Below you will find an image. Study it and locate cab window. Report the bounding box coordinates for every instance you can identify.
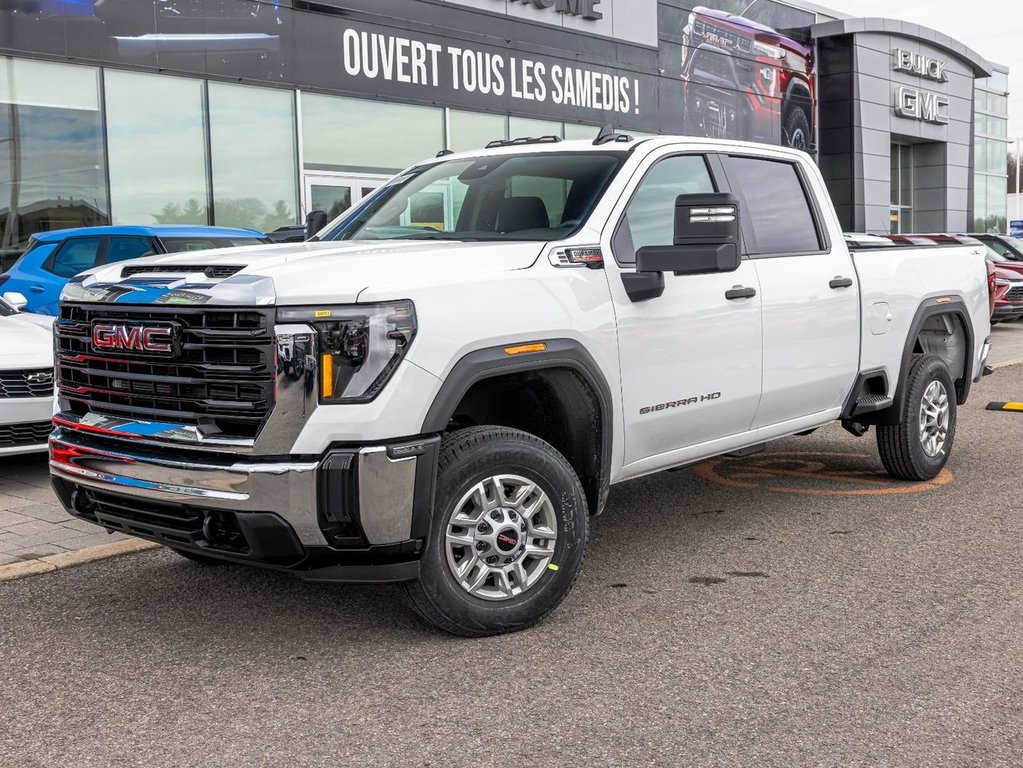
[614,155,716,263]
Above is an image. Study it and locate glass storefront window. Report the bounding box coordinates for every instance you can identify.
[302,94,443,172]
[563,123,600,141]
[448,110,506,153]
[209,82,299,231]
[105,70,209,226]
[0,58,109,260]
[509,117,563,140]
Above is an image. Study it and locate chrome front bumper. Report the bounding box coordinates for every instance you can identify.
[49,424,440,579]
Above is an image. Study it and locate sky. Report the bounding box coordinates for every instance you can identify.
[821,0,1022,141]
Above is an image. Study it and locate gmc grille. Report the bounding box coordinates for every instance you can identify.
[692,18,754,54]
[56,304,275,439]
[0,369,53,399]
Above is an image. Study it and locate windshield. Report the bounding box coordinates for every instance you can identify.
[984,245,1010,263]
[335,152,626,243]
[998,236,1023,259]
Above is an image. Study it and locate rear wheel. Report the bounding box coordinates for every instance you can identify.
[402,426,588,637]
[877,354,957,481]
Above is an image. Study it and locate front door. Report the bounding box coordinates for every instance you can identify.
[606,153,763,468]
[303,173,387,221]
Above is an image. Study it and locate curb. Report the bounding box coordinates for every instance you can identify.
[0,539,159,584]
[992,357,1023,370]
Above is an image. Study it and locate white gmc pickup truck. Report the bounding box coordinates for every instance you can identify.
[50,134,992,636]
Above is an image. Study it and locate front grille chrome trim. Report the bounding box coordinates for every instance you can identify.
[52,323,319,456]
[56,304,275,440]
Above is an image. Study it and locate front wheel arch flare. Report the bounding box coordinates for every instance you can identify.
[421,340,614,516]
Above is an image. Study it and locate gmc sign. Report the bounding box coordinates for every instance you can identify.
[92,323,177,355]
[504,0,603,20]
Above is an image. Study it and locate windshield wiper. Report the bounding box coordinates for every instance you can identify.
[392,233,483,242]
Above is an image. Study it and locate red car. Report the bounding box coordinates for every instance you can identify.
[888,234,1023,322]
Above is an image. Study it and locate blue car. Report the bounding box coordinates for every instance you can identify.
[0,225,272,315]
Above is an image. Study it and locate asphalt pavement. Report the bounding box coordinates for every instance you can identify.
[2,364,1023,767]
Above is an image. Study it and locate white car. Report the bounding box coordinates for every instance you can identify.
[0,292,55,456]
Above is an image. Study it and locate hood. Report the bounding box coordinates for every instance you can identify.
[994,262,1023,279]
[0,312,54,367]
[70,240,547,306]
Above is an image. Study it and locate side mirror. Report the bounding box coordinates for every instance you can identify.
[635,193,741,276]
[306,210,328,241]
[2,291,28,312]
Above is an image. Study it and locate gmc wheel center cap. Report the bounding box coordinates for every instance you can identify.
[495,528,519,552]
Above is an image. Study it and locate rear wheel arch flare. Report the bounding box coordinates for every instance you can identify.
[899,300,974,407]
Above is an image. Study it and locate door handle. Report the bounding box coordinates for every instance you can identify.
[829,276,854,289]
[30,285,45,293]
[725,286,757,300]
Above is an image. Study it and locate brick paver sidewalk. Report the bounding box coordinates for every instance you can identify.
[0,454,127,566]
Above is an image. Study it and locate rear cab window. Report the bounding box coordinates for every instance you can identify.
[722,155,825,256]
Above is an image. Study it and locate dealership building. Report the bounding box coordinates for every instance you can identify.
[0,0,1011,258]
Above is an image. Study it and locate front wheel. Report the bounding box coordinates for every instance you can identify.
[402,426,588,637]
[876,354,957,481]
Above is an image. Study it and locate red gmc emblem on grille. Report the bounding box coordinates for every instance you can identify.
[92,323,176,355]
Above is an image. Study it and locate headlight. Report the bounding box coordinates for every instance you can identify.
[277,301,417,403]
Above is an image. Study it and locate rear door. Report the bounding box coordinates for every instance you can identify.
[605,151,763,467]
[720,154,859,428]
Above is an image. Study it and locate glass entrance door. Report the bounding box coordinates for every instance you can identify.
[303,173,387,221]
[890,143,914,234]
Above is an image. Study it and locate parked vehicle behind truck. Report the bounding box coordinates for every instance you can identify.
[49,134,992,636]
[0,225,271,315]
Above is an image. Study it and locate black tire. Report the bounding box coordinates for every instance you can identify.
[401,426,588,637]
[167,547,228,566]
[877,354,957,481]
[783,103,811,150]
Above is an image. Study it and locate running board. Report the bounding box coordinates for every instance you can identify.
[852,394,893,415]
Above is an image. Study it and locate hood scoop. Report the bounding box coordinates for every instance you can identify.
[121,264,244,279]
